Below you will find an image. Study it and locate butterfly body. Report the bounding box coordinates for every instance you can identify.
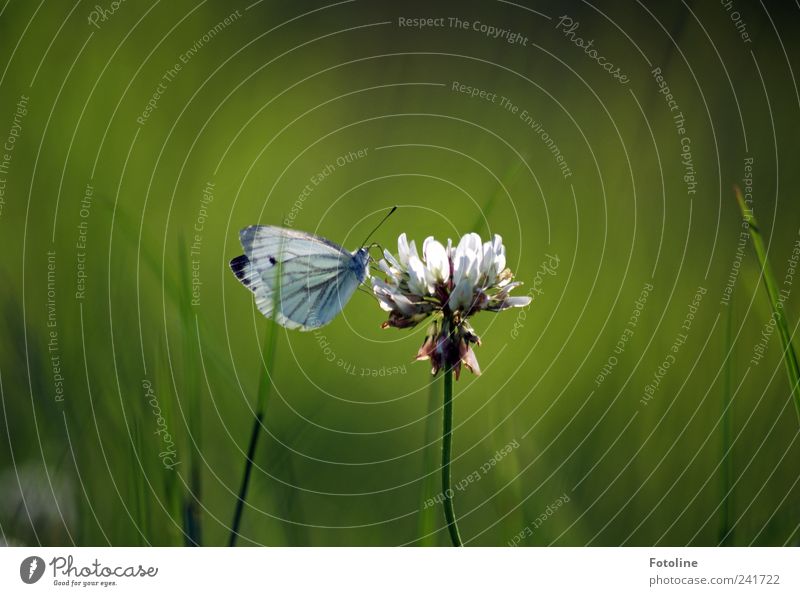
[230,225,370,331]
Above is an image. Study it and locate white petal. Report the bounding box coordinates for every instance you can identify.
[452,252,466,286]
[481,240,494,279]
[453,233,482,285]
[392,293,420,315]
[457,233,482,257]
[500,281,522,293]
[448,278,475,312]
[492,235,506,275]
[383,248,402,271]
[408,239,421,261]
[464,252,481,286]
[492,234,503,254]
[397,233,410,267]
[407,254,429,295]
[505,296,532,307]
[371,277,395,293]
[423,238,450,283]
[422,236,435,258]
[408,240,434,289]
[371,278,396,311]
[378,259,398,283]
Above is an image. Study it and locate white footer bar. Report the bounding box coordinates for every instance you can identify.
[1,547,797,594]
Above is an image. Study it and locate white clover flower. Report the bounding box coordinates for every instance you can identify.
[372,232,531,378]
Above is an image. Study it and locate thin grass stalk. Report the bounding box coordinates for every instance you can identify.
[227,410,263,546]
[736,187,800,424]
[130,421,149,546]
[154,338,183,545]
[442,366,463,546]
[719,304,733,545]
[178,238,202,546]
[227,320,277,546]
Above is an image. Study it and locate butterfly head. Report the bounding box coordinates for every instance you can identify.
[352,246,371,283]
[355,206,397,284]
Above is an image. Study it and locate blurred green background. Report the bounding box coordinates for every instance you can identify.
[1,0,799,546]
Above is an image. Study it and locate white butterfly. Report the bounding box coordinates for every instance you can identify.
[230,226,371,331]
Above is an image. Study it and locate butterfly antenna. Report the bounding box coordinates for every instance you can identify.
[365,243,385,262]
[360,206,397,247]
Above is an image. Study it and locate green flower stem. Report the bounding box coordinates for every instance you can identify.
[442,366,463,546]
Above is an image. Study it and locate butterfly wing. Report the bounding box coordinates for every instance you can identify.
[230,226,365,330]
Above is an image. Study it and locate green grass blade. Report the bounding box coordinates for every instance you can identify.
[130,420,149,546]
[177,236,203,546]
[228,319,279,546]
[719,304,734,545]
[736,186,800,424]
